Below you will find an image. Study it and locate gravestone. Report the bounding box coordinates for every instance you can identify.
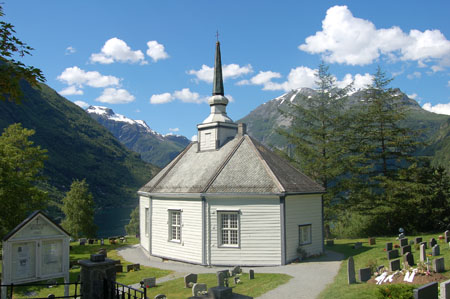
[420,244,426,262]
[88,239,94,245]
[98,248,107,257]
[386,242,393,251]
[389,259,401,271]
[192,283,207,297]
[415,237,423,244]
[217,272,225,287]
[354,242,362,249]
[377,265,385,273]
[249,269,255,280]
[133,264,140,271]
[208,286,232,299]
[347,256,356,284]
[368,238,376,245]
[400,238,408,247]
[401,245,412,255]
[100,238,104,245]
[430,238,437,248]
[217,270,230,278]
[420,241,427,249]
[154,295,166,299]
[445,230,450,243]
[387,249,399,260]
[404,252,414,267]
[115,264,123,273]
[184,273,198,288]
[143,277,156,288]
[432,244,440,256]
[326,240,334,246]
[413,282,438,299]
[440,279,450,299]
[433,257,445,273]
[79,238,86,245]
[359,268,371,282]
[231,266,241,276]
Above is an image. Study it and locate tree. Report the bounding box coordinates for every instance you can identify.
[0,4,45,103]
[0,123,48,237]
[125,206,139,236]
[278,63,352,237]
[61,179,97,239]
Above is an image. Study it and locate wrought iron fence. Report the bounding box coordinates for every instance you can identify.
[0,280,81,299]
[104,280,147,299]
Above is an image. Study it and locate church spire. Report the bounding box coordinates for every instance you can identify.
[212,41,224,96]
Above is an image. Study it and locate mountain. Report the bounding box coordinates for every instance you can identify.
[238,88,450,166]
[86,106,190,168]
[424,117,450,172]
[0,82,159,210]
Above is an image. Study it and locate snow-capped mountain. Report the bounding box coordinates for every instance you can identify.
[86,106,190,167]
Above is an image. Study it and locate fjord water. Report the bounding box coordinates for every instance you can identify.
[94,205,135,238]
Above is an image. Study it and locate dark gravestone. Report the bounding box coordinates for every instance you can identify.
[430,238,437,248]
[359,267,371,282]
[387,249,399,260]
[88,239,94,245]
[432,244,440,256]
[386,242,393,251]
[445,230,450,243]
[154,295,166,299]
[217,270,230,278]
[143,277,156,288]
[440,279,450,299]
[354,242,362,249]
[133,264,140,271]
[217,272,225,287]
[413,282,438,299]
[90,254,105,262]
[208,286,232,299]
[347,256,356,284]
[399,238,408,247]
[389,259,401,271]
[126,264,134,272]
[231,266,241,276]
[326,240,334,246]
[368,238,376,245]
[401,245,411,255]
[414,237,422,244]
[115,264,123,273]
[249,269,255,280]
[184,273,198,288]
[404,252,414,267]
[433,257,445,273]
[420,241,427,249]
[79,238,86,246]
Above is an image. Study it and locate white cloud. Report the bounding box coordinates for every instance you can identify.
[407,93,419,100]
[299,5,450,69]
[96,88,135,104]
[150,93,173,104]
[241,67,316,91]
[169,128,179,132]
[336,73,373,91]
[448,80,450,87]
[191,135,198,142]
[65,46,76,55]
[90,37,145,64]
[74,100,89,109]
[422,102,450,115]
[59,85,83,96]
[188,64,253,83]
[146,41,169,62]
[407,71,422,79]
[57,66,120,88]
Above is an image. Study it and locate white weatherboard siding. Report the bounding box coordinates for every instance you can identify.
[208,197,281,266]
[139,196,150,252]
[199,129,216,151]
[151,198,203,264]
[285,195,323,262]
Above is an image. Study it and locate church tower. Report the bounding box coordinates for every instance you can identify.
[197,41,238,151]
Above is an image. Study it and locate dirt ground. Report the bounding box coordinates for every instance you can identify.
[367,271,448,285]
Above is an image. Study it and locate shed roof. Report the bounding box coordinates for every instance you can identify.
[139,135,324,195]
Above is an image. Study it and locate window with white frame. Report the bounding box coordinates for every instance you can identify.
[145,208,149,237]
[169,210,181,242]
[219,212,239,247]
[298,224,312,245]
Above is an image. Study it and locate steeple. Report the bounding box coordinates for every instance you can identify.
[212,41,224,96]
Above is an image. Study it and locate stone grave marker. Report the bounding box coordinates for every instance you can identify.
[420,241,427,249]
[133,264,140,271]
[430,238,437,248]
[98,248,107,257]
[88,239,94,245]
[387,249,399,260]
[414,237,422,244]
[126,264,133,272]
[347,256,356,284]
[401,245,412,255]
[386,242,393,251]
[413,282,438,299]
[404,252,414,267]
[79,238,86,245]
[154,295,166,299]
[231,266,241,276]
[389,259,401,271]
[100,238,104,245]
[433,257,445,273]
[420,244,426,262]
[143,277,156,288]
[208,286,232,299]
[249,269,255,280]
[192,283,207,297]
[326,240,334,246]
[432,244,440,256]
[359,267,371,282]
[368,238,376,245]
[440,279,450,299]
[445,230,450,243]
[115,264,123,273]
[217,272,225,287]
[400,238,408,247]
[354,242,362,249]
[184,273,198,288]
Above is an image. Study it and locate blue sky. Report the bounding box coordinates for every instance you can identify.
[4,1,450,140]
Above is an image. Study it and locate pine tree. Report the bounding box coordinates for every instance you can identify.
[0,123,48,237]
[61,179,97,239]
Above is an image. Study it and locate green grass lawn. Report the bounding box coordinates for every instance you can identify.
[319,233,450,299]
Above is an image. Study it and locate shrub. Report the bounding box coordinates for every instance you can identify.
[376,284,415,299]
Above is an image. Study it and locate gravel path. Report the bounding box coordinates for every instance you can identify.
[117,245,343,299]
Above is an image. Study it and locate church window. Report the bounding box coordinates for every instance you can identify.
[169,210,181,242]
[298,224,312,245]
[219,212,239,247]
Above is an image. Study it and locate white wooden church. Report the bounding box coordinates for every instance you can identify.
[138,41,325,266]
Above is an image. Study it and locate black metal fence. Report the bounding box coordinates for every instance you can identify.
[0,280,82,299]
[104,280,147,299]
